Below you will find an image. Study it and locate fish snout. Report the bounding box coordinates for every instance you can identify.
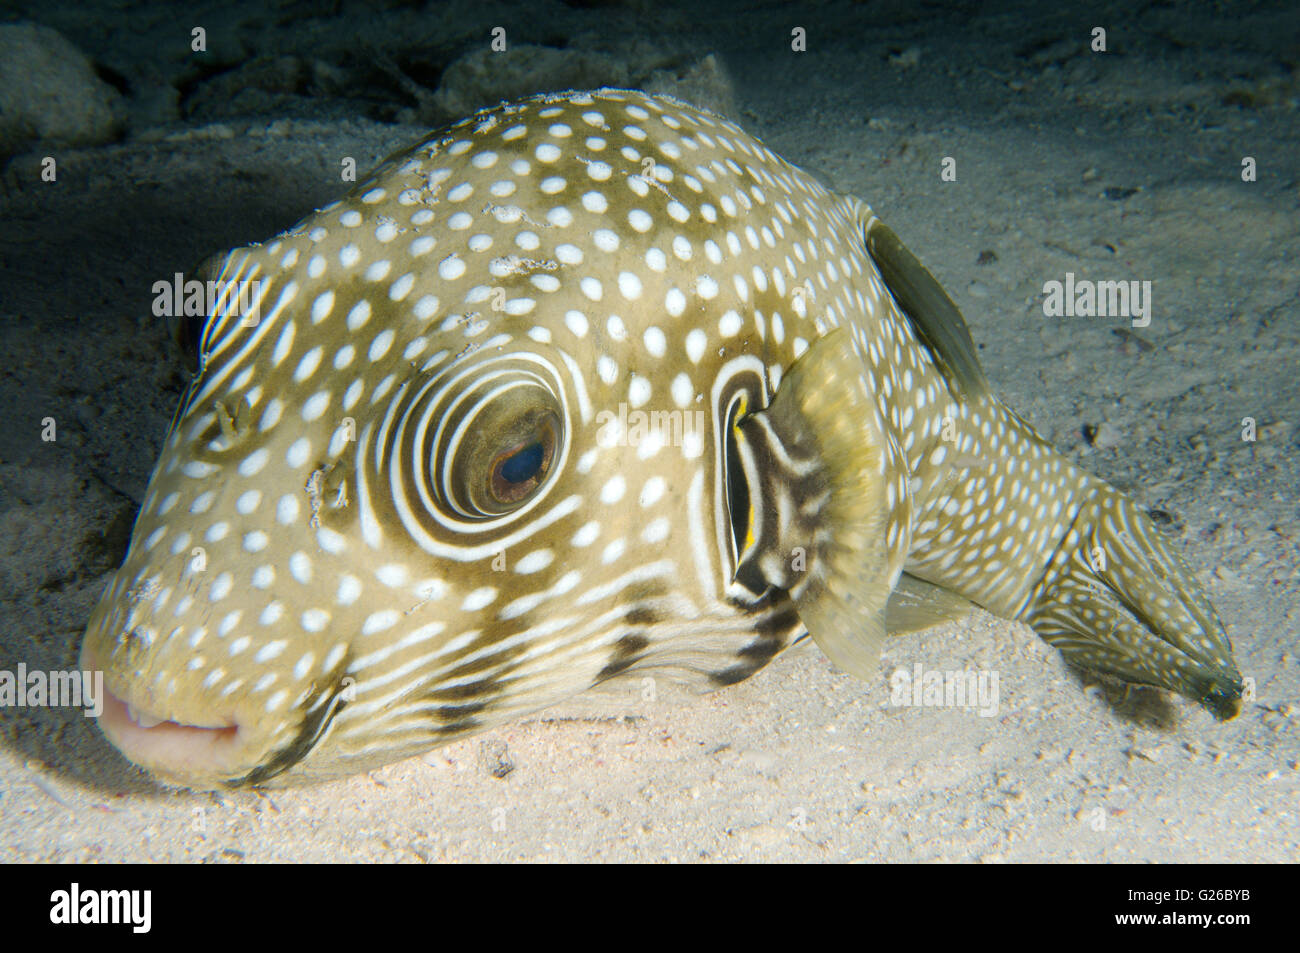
[80,580,305,789]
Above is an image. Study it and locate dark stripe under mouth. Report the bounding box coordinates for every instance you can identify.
[227,655,352,787]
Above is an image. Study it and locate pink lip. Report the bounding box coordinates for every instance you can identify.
[84,644,248,784]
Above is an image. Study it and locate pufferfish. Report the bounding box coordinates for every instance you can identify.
[81,88,1243,789]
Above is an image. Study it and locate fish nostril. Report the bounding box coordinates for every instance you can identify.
[124,626,154,651]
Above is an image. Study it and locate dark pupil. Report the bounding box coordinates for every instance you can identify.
[499,441,544,484]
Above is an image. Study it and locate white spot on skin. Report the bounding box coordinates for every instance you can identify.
[601,476,626,504]
[439,256,466,280]
[362,611,400,636]
[628,376,652,407]
[256,640,288,662]
[292,346,324,383]
[239,448,270,477]
[685,329,707,363]
[565,310,589,337]
[514,549,555,573]
[461,587,498,612]
[286,438,312,469]
[337,576,362,606]
[671,373,693,408]
[665,288,686,317]
[718,310,743,337]
[294,653,316,680]
[375,564,408,588]
[639,476,666,507]
[618,272,643,300]
[301,392,330,422]
[209,573,233,602]
[389,273,415,301]
[277,494,300,525]
[346,300,371,332]
[301,610,330,632]
[414,295,439,319]
[311,290,335,323]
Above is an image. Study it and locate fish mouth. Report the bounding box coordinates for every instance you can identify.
[95,683,246,779]
[83,642,251,787]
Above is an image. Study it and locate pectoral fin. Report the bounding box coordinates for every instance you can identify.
[733,330,912,680]
[886,573,975,635]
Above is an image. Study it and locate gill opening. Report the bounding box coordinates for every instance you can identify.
[725,390,782,607]
[724,392,754,570]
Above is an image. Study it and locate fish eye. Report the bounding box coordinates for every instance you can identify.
[444,386,564,520]
[489,418,556,505]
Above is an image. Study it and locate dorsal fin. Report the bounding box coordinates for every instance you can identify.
[865,220,989,401]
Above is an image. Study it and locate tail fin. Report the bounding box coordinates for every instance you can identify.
[1018,477,1243,718]
[859,212,1242,716]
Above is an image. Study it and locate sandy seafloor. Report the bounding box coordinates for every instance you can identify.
[0,0,1296,862]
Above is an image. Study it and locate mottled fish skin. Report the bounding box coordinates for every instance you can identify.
[81,89,1242,789]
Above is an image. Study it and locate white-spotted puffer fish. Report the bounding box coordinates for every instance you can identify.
[81,89,1243,789]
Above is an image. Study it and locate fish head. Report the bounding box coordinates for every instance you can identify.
[81,90,809,789]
